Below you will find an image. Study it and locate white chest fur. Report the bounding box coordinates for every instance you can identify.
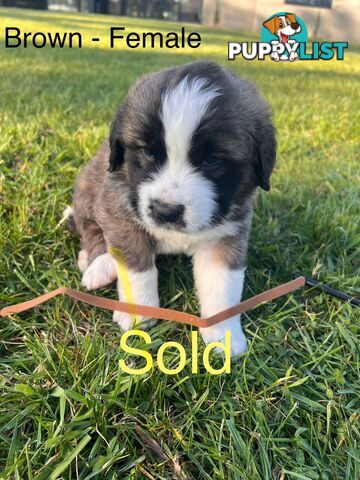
[150,221,239,255]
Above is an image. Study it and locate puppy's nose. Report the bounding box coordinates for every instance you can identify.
[291,22,300,29]
[149,199,184,224]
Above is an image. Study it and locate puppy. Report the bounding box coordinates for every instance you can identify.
[263,13,301,61]
[69,61,276,356]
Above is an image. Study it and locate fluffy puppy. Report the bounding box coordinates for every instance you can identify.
[70,61,276,356]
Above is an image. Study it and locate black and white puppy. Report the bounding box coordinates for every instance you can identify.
[69,61,276,356]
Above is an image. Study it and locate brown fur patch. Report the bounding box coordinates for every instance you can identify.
[72,140,155,271]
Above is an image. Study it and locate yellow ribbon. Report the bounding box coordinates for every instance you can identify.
[108,246,139,325]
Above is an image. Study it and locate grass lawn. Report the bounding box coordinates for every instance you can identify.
[0,7,359,480]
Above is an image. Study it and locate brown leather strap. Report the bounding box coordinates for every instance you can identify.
[0,277,305,327]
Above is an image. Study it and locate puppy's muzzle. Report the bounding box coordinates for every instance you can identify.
[149,199,185,225]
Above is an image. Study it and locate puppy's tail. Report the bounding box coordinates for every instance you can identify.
[62,206,78,233]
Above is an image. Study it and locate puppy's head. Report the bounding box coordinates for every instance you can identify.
[263,13,301,42]
[108,61,276,234]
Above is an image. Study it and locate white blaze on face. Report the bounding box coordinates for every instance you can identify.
[278,15,300,36]
[138,76,221,234]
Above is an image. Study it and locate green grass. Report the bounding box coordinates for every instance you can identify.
[0,7,359,480]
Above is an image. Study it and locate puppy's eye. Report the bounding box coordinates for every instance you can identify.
[202,157,222,169]
[132,158,143,169]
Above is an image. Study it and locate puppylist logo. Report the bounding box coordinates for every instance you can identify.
[228,12,348,62]
[262,12,307,61]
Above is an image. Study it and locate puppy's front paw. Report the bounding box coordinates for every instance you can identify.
[113,311,134,331]
[81,253,117,290]
[113,310,157,331]
[228,332,247,357]
[200,317,247,357]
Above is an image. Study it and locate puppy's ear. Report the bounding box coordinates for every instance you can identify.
[108,112,125,172]
[263,16,278,34]
[286,13,297,24]
[254,122,276,191]
[108,137,125,172]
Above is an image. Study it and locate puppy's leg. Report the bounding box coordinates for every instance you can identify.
[70,140,118,288]
[111,258,159,331]
[78,219,117,289]
[193,244,247,357]
[77,249,89,273]
[82,252,117,290]
[104,223,159,331]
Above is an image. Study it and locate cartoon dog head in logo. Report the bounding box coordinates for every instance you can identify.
[263,13,301,43]
[263,13,301,61]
